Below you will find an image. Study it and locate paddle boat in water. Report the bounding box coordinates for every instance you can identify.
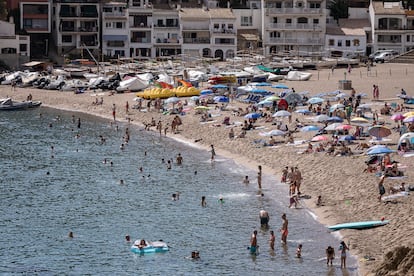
[131,239,169,254]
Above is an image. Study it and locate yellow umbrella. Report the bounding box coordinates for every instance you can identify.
[350,117,369,124]
[403,111,414,118]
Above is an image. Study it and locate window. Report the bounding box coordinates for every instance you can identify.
[62,35,72,43]
[214,24,219,29]
[1,48,17,54]
[116,22,123,28]
[309,2,321,8]
[241,16,252,26]
[298,17,308,24]
[345,40,350,47]
[286,19,292,24]
[337,40,342,47]
[329,39,334,46]
[228,24,233,30]
[353,39,360,46]
[106,22,112,28]
[20,44,27,52]
[270,31,281,38]
[276,2,282,8]
[313,19,319,24]
[296,2,303,7]
[273,17,278,23]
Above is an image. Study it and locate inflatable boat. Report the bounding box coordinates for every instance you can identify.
[131,240,169,254]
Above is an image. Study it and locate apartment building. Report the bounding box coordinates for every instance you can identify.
[128,0,153,58]
[263,0,327,56]
[19,0,52,57]
[102,1,129,58]
[0,18,30,68]
[369,1,414,53]
[53,0,100,56]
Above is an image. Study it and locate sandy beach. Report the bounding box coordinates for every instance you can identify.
[1,62,414,275]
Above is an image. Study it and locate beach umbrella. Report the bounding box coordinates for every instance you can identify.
[313,114,330,123]
[260,129,285,137]
[245,113,261,119]
[335,93,348,99]
[351,117,369,124]
[165,97,180,104]
[403,111,414,118]
[253,82,272,87]
[284,93,303,105]
[194,106,211,110]
[330,103,345,112]
[272,110,291,117]
[272,84,289,89]
[339,135,356,142]
[264,95,280,102]
[367,146,396,155]
[368,125,392,139]
[307,97,324,105]
[324,123,343,131]
[257,100,274,106]
[403,116,414,123]
[295,109,311,115]
[336,124,352,130]
[327,90,341,95]
[190,96,200,101]
[327,116,344,123]
[213,96,229,103]
[391,113,405,121]
[301,125,320,132]
[211,84,227,89]
[358,103,372,109]
[251,88,268,94]
[200,89,213,95]
[311,135,328,142]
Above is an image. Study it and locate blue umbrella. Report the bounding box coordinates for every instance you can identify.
[213,96,229,103]
[253,82,272,87]
[327,116,344,123]
[339,135,356,142]
[200,89,213,95]
[245,113,261,119]
[295,109,311,114]
[367,147,396,155]
[211,84,228,89]
[307,97,324,104]
[301,125,321,132]
[251,88,268,94]
[272,84,289,89]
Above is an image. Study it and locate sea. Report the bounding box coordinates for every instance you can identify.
[0,107,358,275]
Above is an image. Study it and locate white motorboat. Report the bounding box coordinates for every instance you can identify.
[116,76,149,92]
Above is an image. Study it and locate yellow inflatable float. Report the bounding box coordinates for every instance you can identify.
[137,86,200,99]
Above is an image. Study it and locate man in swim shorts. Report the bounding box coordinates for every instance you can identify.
[250,230,258,254]
[259,210,269,227]
[281,213,288,244]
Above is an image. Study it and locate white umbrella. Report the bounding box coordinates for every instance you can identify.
[312,114,330,122]
[324,123,343,131]
[259,129,286,137]
[330,103,345,111]
[272,110,291,117]
[165,97,180,104]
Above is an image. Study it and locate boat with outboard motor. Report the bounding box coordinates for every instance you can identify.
[0,98,42,110]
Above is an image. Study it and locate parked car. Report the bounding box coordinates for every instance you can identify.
[373,51,399,63]
[369,50,398,61]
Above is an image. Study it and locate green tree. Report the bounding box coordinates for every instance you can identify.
[328,0,349,24]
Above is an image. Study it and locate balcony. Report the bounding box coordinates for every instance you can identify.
[61,26,75,32]
[60,12,78,17]
[266,7,322,15]
[78,40,98,47]
[80,12,98,17]
[182,25,210,31]
[78,27,98,32]
[154,38,180,44]
[268,37,323,44]
[183,37,210,44]
[103,11,126,18]
[268,23,322,31]
[154,24,179,29]
[130,37,151,43]
[212,29,236,35]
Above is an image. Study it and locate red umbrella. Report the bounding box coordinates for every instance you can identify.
[336,124,352,130]
[311,135,328,142]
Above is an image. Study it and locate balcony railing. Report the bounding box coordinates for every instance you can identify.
[154,24,179,28]
[268,23,322,30]
[266,7,322,15]
[154,38,180,44]
[60,12,78,17]
[80,12,98,17]
[79,27,98,32]
[130,37,151,43]
[183,37,210,44]
[103,11,126,17]
[268,37,323,44]
[212,29,236,34]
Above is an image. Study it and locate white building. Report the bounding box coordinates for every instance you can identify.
[0,19,30,68]
[53,0,100,56]
[262,0,327,56]
[128,0,153,58]
[369,1,414,53]
[102,1,129,58]
[325,18,368,58]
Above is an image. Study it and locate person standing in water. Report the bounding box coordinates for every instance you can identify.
[280,213,288,244]
[250,230,258,254]
[339,241,349,269]
[201,196,207,207]
[269,230,275,250]
[257,165,262,189]
[210,145,216,162]
[112,104,116,121]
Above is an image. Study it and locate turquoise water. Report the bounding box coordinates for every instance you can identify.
[0,107,357,275]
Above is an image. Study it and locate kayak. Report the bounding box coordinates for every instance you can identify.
[328,220,389,231]
[131,240,169,254]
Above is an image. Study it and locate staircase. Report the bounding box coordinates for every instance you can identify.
[389,49,414,64]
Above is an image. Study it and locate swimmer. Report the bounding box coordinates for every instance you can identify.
[269,230,275,250]
[201,196,207,207]
[280,213,288,244]
[119,179,124,185]
[103,158,107,164]
[194,171,197,175]
[167,160,172,170]
[249,230,258,254]
[296,244,302,258]
[243,175,250,184]
[125,235,131,242]
[172,193,177,201]
[210,145,216,162]
[68,231,74,238]
[139,167,143,172]
[176,153,183,165]
[191,251,200,259]
[218,196,224,204]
